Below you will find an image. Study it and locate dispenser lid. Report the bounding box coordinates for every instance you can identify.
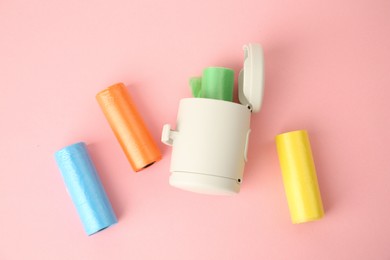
[238,43,264,113]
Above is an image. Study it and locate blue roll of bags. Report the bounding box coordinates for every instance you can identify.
[55,142,117,235]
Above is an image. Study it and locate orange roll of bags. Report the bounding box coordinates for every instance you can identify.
[96,83,162,172]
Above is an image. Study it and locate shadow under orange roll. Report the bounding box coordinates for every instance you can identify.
[96,83,162,172]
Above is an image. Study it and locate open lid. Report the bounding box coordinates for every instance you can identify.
[238,43,264,113]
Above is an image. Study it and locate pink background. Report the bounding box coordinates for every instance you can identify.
[1,0,390,259]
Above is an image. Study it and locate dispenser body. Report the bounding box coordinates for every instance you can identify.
[162,98,251,195]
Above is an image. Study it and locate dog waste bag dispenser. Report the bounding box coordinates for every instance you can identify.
[162,43,264,195]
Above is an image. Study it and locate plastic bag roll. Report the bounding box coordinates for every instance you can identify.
[275,130,324,224]
[189,67,234,101]
[55,142,117,235]
[96,83,162,172]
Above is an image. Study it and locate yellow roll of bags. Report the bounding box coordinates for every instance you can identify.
[275,130,324,224]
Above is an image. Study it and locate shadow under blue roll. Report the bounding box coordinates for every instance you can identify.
[55,142,117,235]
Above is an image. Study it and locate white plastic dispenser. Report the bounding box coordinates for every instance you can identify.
[161,43,264,195]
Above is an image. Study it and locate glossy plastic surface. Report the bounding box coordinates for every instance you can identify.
[276,130,324,223]
[189,67,234,101]
[54,142,117,235]
[96,83,162,172]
